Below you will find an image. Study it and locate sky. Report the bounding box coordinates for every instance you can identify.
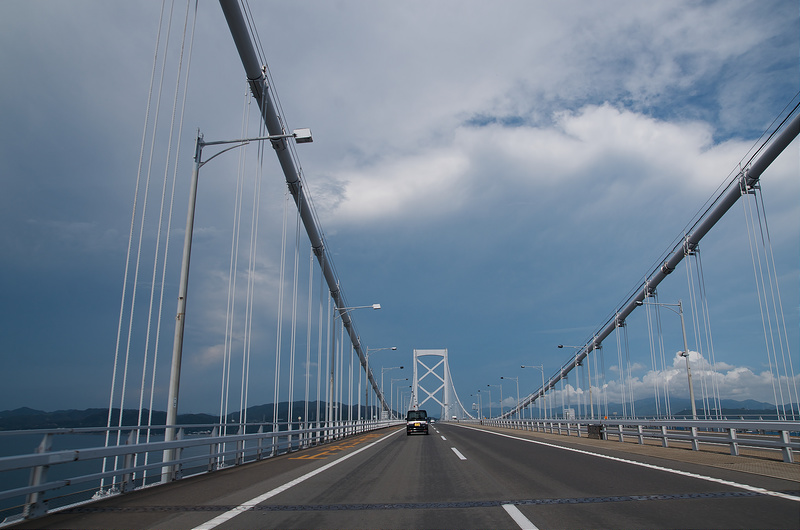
[1,1,798,417]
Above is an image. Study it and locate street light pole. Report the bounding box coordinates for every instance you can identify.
[637,299,697,420]
[521,365,546,419]
[162,129,311,482]
[501,376,520,419]
[559,344,592,419]
[366,346,396,420]
[381,366,403,419]
[488,384,503,418]
[391,378,408,419]
[329,304,381,427]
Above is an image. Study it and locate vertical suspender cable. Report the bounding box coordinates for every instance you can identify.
[288,206,302,430]
[755,188,799,419]
[103,0,169,491]
[742,181,783,414]
[134,0,195,481]
[644,303,662,416]
[136,0,194,446]
[220,87,250,437]
[694,251,722,418]
[304,249,314,433]
[240,114,266,429]
[316,261,325,433]
[146,0,198,455]
[615,324,627,417]
[684,251,706,417]
[273,192,289,437]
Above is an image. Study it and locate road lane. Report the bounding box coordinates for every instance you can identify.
[197,422,799,529]
[443,423,799,529]
[9,423,799,529]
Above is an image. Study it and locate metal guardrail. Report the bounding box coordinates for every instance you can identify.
[466,418,800,464]
[0,419,402,524]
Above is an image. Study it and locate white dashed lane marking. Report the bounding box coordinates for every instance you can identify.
[503,504,539,530]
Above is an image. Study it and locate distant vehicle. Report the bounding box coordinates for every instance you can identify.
[406,409,429,435]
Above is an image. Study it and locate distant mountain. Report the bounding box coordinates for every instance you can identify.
[589,397,784,419]
[0,407,48,419]
[0,401,391,431]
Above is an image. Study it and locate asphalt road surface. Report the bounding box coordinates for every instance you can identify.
[11,423,800,529]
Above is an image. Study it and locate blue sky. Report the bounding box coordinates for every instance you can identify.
[0,1,797,416]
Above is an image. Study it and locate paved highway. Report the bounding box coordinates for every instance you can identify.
[11,423,799,529]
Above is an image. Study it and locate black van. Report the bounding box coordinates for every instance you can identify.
[406,409,429,435]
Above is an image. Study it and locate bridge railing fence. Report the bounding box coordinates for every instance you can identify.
[0,418,402,525]
[462,418,799,464]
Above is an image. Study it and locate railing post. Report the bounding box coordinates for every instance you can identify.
[780,431,794,463]
[121,430,137,493]
[23,433,53,519]
[618,424,624,443]
[235,426,244,465]
[728,428,740,456]
[256,425,265,460]
[691,426,699,451]
[661,425,669,447]
[637,425,644,445]
[208,426,219,472]
[174,428,185,480]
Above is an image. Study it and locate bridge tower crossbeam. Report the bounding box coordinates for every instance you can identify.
[412,349,453,419]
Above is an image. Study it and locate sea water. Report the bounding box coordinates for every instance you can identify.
[0,430,218,520]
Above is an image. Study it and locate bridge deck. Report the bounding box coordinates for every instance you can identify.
[7,424,798,530]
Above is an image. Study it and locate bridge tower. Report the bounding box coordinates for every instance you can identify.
[412,349,455,420]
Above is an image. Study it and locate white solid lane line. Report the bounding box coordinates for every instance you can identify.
[503,504,540,530]
[191,428,404,530]
[457,424,800,503]
[451,447,467,460]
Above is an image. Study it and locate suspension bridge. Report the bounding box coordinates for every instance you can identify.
[1,1,798,528]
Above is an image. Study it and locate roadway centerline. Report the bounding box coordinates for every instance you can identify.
[457,424,800,503]
[288,432,386,460]
[190,427,404,530]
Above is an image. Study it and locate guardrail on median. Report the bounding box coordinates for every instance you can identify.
[467,418,800,464]
[0,418,402,525]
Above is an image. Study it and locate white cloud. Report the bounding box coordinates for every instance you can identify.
[549,350,800,407]
[320,104,765,230]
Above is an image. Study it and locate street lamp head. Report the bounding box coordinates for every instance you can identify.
[292,128,313,143]
[635,300,644,306]
[557,344,564,348]
[372,304,381,310]
[391,347,397,350]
